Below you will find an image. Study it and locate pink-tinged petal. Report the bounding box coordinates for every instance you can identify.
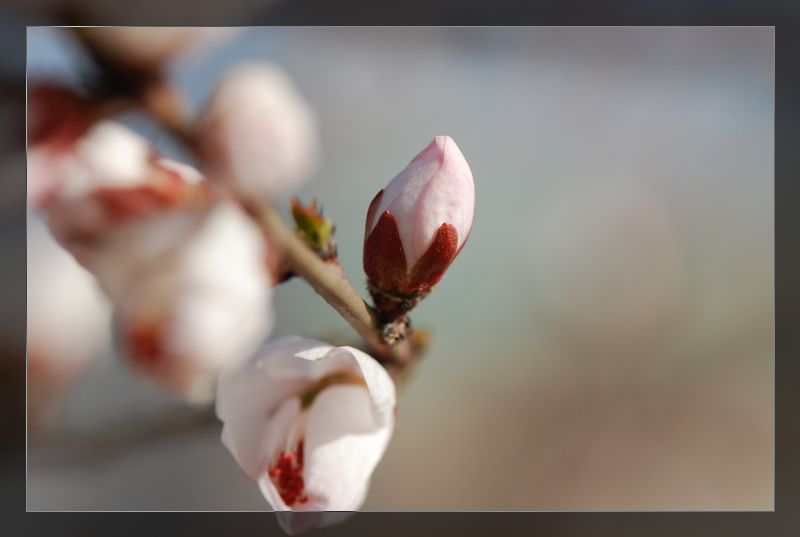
[200,62,319,201]
[372,138,445,267]
[302,385,394,510]
[363,210,407,292]
[412,136,475,257]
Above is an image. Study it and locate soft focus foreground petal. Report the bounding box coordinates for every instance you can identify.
[302,385,394,510]
[68,209,209,304]
[57,121,152,198]
[27,85,99,206]
[38,121,214,303]
[200,62,319,201]
[118,201,273,402]
[26,216,112,428]
[32,120,150,210]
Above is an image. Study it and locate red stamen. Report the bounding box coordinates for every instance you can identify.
[267,440,308,507]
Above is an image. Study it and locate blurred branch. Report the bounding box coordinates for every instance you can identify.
[29,406,218,468]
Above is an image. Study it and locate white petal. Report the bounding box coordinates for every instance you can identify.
[27,215,112,368]
[62,121,151,198]
[112,201,273,402]
[216,337,336,479]
[227,395,300,485]
[302,384,394,511]
[328,346,396,428]
[217,338,396,509]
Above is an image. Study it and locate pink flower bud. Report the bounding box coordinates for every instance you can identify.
[216,337,395,513]
[199,62,319,201]
[363,136,475,319]
[117,202,274,403]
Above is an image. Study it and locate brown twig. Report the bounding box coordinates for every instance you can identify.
[242,200,416,369]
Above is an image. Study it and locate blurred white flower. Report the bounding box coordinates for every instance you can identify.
[30,119,274,401]
[216,337,395,512]
[27,215,112,428]
[37,120,212,301]
[116,201,274,403]
[200,62,320,201]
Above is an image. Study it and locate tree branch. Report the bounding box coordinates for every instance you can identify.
[241,200,416,369]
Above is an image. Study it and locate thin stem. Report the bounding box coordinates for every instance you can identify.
[242,200,415,367]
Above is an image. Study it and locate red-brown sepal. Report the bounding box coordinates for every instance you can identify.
[407,223,459,291]
[365,217,459,321]
[363,209,408,294]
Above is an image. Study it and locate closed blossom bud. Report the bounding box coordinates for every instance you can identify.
[118,201,274,403]
[199,62,319,201]
[364,136,475,320]
[216,337,395,516]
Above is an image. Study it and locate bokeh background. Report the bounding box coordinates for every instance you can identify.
[24,27,773,510]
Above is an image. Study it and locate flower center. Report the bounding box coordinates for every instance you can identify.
[268,440,308,507]
[266,372,367,507]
